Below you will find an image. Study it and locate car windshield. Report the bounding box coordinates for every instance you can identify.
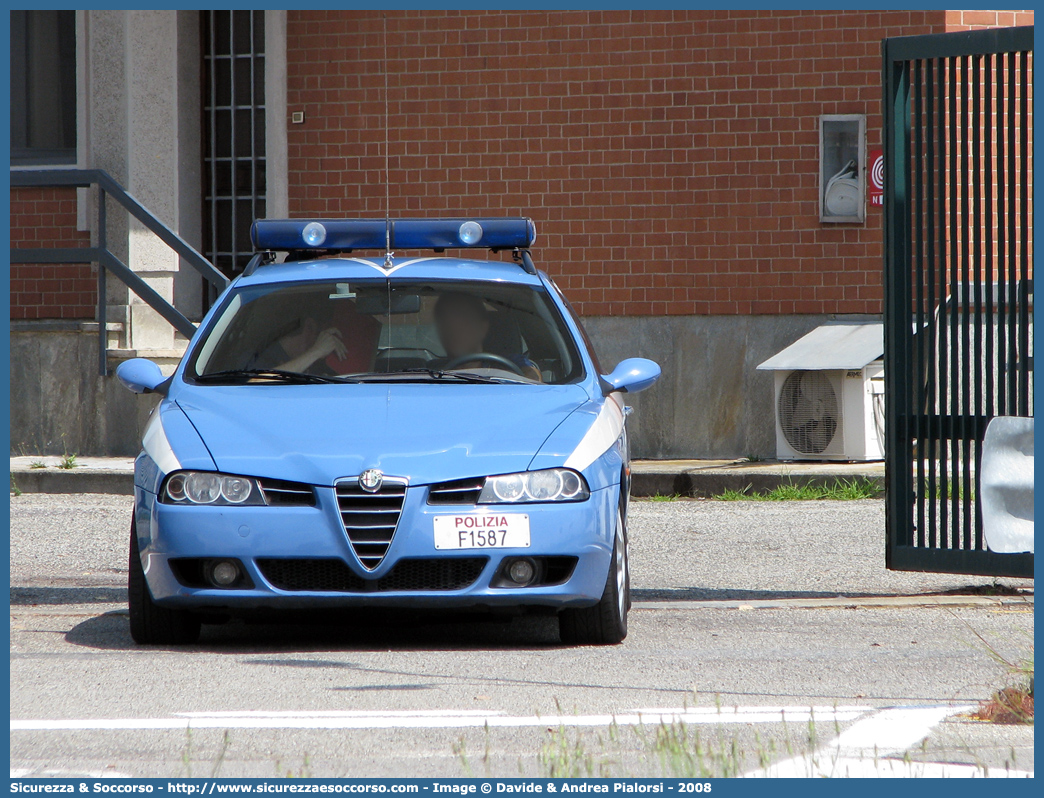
[188,279,585,385]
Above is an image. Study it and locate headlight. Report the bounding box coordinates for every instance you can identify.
[161,471,266,506]
[478,469,589,504]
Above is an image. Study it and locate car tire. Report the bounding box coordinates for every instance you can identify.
[559,508,629,646]
[128,517,201,645]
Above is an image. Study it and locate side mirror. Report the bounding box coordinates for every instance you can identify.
[115,358,167,395]
[601,358,661,394]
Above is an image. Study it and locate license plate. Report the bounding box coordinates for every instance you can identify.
[433,513,530,550]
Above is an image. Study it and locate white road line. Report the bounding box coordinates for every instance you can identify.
[175,709,504,718]
[10,768,134,779]
[10,705,869,732]
[765,758,1034,778]
[743,704,1034,778]
[627,706,868,721]
[831,705,966,757]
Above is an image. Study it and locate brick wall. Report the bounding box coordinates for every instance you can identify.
[945,10,1034,30]
[10,187,96,320]
[286,9,963,317]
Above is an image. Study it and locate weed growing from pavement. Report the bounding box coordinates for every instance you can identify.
[211,731,230,777]
[440,697,1025,777]
[539,721,622,778]
[640,719,747,777]
[57,453,78,469]
[210,731,231,777]
[28,460,46,469]
[274,754,313,778]
[648,493,681,502]
[176,728,234,778]
[713,478,881,501]
[452,736,472,776]
[452,722,496,778]
[181,728,194,777]
[10,474,21,496]
[450,697,837,778]
[951,612,1035,725]
[532,714,819,778]
[973,686,1034,724]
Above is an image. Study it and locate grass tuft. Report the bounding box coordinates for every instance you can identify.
[919,477,975,501]
[713,478,881,501]
[29,460,46,469]
[951,611,1034,725]
[971,685,1034,725]
[648,493,681,502]
[57,453,78,470]
[11,474,22,497]
[532,714,807,778]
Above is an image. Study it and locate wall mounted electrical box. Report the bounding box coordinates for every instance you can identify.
[820,115,866,223]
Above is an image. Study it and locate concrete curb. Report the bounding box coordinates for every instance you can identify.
[629,459,885,498]
[10,457,885,498]
[11,469,134,495]
[630,470,884,498]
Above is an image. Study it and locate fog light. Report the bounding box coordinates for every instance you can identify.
[209,560,240,587]
[507,558,536,585]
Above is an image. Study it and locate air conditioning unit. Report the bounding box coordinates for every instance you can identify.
[757,324,885,462]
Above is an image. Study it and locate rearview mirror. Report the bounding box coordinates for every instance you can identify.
[601,358,661,394]
[115,358,167,395]
[355,290,421,315]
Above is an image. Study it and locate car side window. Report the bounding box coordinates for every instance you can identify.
[549,279,603,375]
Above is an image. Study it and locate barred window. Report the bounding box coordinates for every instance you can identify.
[10,10,77,165]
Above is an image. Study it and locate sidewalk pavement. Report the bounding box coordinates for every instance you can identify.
[10,455,884,497]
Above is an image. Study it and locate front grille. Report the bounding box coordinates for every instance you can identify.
[427,477,485,505]
[335,477,407,569]
[258,478,315,507]
[257,558,365,592]
[256,557,488,593]
[378,558,487,591]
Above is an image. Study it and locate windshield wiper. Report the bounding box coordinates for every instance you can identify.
[398,367,527,384]
[348,368,526,384]
[194,369,358,385]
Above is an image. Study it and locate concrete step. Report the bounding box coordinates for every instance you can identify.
[106,347,187,361]
[105,321,125,349]
[10,456,137,495]
[106,335,189,368]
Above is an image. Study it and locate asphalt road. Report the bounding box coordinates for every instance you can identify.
[9,494,1034,778]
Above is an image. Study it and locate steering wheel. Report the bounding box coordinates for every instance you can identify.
[444,352,525,376]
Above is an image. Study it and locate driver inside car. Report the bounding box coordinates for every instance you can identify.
[432,292,541,382]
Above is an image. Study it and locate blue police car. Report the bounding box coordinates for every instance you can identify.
[116,218,660,645]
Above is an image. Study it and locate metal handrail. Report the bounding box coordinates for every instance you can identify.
[10,169,230,375]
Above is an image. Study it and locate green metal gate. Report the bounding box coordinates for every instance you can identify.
[883,26,1033,577]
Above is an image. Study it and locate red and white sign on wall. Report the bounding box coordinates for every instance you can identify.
[869,149,884,206]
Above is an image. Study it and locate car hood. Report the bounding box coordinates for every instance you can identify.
[174,382,591,486]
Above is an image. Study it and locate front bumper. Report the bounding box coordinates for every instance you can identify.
[135,481,617,611]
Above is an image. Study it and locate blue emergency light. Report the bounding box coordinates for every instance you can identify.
[250,218,537,252]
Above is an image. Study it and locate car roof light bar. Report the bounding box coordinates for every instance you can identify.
[250,218,537,254]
